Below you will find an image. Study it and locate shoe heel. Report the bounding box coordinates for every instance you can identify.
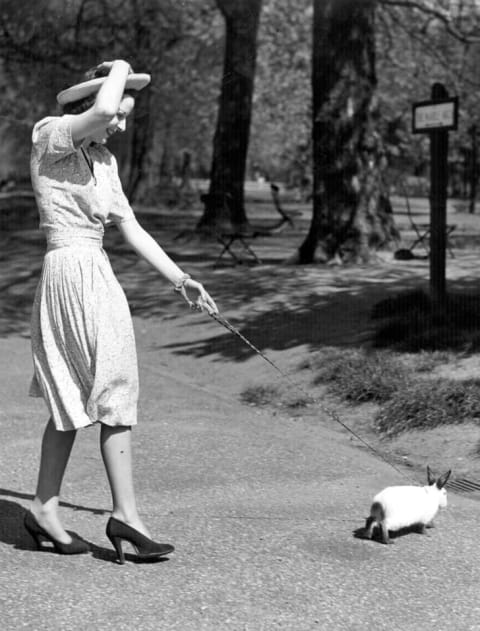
[107,534,125,564]
[24,511,88,555]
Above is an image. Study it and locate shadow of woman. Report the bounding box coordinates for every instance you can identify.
[0,499,99,557]
[1,499,39,551]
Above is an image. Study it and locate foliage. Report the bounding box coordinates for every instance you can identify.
[375,377,480,436]
[243,342,480,437]
[240,383,309,409]
[3,0,480,200]
[376,1,480,182]
[241,383,281,406]
[251,0,312,182]
[0,0,222,185]
[308,346,410,404]
[406,350,455,372]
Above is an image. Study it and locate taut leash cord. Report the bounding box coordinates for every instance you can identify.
[208,310,415,484]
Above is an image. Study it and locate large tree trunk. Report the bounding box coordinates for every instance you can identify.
[125,88,153,201]
[124,2,157,202]
[197,0,262,232]
[297,0,397,264]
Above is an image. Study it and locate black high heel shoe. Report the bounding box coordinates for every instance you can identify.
[106,516,174,564]
[24,511,89,555]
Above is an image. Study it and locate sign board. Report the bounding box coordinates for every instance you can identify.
[412,97,458,133]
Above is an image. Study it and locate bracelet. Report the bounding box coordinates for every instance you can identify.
[173,273,191,293]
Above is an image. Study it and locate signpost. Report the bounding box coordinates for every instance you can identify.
[412,83,458,305]
[412,97,458,133]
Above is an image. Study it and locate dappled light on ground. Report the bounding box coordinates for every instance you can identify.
[2,201,480,354]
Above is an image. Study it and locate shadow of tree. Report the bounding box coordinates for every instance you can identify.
[158,276,446,362]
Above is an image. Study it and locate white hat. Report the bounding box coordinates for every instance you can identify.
[56,73,151,105]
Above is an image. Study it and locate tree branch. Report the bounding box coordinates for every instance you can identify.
[380,0,480,42]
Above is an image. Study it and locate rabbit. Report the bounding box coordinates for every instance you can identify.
[364,466,451,544]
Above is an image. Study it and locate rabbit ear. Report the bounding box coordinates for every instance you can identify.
[427,465,436,485]
[436,470,452,489]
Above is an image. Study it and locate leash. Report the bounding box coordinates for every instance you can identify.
[208,310,416,484]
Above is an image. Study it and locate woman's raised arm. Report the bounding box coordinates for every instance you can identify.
[68,60,131,147]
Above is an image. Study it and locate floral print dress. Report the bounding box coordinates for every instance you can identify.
[29,115,138,431]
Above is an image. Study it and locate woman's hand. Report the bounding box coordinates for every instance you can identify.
[92,60,133,77]
[181,279,218,314]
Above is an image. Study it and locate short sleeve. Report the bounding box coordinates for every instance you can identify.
[107,153,135,224]
[32,116,76,162]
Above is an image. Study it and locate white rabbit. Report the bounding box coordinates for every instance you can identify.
[364,466,451,544]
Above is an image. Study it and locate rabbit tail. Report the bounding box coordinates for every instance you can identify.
[364,501,390,543]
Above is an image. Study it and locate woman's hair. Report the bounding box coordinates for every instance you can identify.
[62,64,136,115]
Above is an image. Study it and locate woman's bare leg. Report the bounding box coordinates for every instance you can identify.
[100,424,150,537]
[30,418,77,544]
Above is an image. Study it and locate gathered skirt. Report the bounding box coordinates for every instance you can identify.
[30,244,139,431]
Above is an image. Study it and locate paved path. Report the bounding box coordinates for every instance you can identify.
[1,311,480,631]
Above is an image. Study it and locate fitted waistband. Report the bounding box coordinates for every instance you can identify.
[46,232,103,252]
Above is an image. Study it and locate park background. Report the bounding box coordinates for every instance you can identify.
[2,2,480,629]
[3,0,480,459]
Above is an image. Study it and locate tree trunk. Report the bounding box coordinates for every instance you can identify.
[124,2,156,202]
[197,0,262,232]
[125,88,153,201]
[297,0,397,264]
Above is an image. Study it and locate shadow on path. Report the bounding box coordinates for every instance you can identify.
[160,276,470,362]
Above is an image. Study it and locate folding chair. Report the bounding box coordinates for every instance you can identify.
[401,181,456,258]
[207,185,295,266]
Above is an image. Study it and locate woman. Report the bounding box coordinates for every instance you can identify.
[26,59,217,564]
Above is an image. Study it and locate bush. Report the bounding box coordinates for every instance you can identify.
[240,384,281,406]
[310,347,410,404]
[408,350,454,372]
[240,382,310,410]
[375,378,480,437]
[246,345,480,438]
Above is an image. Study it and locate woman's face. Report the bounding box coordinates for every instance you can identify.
[89,94,135,145]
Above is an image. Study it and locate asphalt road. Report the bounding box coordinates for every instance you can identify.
[1,312,480,631]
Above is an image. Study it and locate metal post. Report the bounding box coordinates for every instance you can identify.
[429,83,449,306]
[469,124,477,214]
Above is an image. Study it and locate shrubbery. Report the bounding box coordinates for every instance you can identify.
[310,348,408,404]
[375,378,480,437]
[241,344,480,438]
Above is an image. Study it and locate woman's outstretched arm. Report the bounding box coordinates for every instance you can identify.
[117,218,218,313]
